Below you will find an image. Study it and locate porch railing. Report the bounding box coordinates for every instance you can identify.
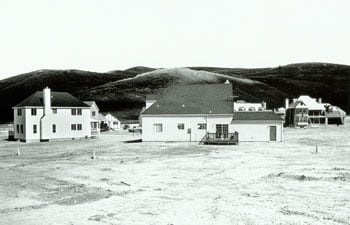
[200,132,239,145]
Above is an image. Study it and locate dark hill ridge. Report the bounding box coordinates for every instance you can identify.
[0,63,349,123]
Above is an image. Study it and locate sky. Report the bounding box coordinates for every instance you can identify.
[0,0,349,79]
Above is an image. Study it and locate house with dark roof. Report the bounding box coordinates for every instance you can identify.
[140,83,283,143]
[13,87,94,142]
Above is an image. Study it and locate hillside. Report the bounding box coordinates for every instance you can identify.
[0,63,349,123]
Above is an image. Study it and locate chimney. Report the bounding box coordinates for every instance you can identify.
[285,98,289,109]
[43,87,51,115]
[318,97,322,103]
[224,80,230,84]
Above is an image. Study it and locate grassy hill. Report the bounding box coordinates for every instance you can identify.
[0,63,349,123]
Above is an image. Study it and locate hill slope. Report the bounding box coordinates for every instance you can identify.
[0,63,349,123]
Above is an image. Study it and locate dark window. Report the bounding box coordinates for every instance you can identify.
[177,123,185,130]
[20,125,23,134]
[198,123,207,129]
[52,108,57,114]
[16,125,19,133]
[77,124,82,130]
[52,124,56,133]
[71,124,76,130]
[31,108,37,116]
[238,107,246,111]
[92,111,96,116]
[17,109,22,116]
[33,124,37,134]
[248,107,256,111]
[77,109,82,115]
[71,109,76,116]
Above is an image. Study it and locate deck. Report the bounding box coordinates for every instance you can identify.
[200,132,239,145]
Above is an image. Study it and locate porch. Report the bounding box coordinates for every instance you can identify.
[200,132,239,145]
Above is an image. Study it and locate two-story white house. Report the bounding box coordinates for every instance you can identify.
[13,87,92,142]
[141,83,283,143]
[83,101,100,136]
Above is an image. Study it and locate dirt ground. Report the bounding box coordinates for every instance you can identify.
[0,120,349,225]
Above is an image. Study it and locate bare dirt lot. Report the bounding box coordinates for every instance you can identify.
[0,121,349,225]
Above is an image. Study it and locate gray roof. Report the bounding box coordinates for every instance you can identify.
[232,111,283,121]
[142,84,234,115]
[15,91,90,107]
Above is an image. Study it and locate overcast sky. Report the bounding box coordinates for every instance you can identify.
[0,0,349,79]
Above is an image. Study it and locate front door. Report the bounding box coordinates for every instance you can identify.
[269,126,277,141]
[216,124,229,139]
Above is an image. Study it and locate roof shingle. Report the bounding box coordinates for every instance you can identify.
[231,111,283,121]
[15,91,89,107]
[142,84,234,115]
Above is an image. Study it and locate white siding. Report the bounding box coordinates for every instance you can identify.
[13,107,91,142]
[142,115,283,142]
[230,121,283,142]
[141,115,232,142]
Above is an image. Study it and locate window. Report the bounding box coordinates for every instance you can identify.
[71,109,76,115]
[77,124,82,130]
[198,123,207,130]
[154,124,163,132]
[248,107,256,111]
[16,125,19,133]
[20,125,23,134]
[52,124,56,133]
[31,108,37,116]
[52,108,57,114]
[17,109,22,116]
[177,123,185,130]
[33,124,37,134]
[77,109,82,115]
[92,111,96,117]
[71,124,76,130]
[113,121,118,125]
[238,107,246,111]
[258,107,263,111]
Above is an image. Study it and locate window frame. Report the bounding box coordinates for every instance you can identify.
[198,123,207,130]
[31,108,37,116]
[77,108,82,115]
[177,123,185,130]
[154,123,163,133]
[52,124,56,133]
[33,124,37,134]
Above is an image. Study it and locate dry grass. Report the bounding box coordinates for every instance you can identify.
[0,121,349,225]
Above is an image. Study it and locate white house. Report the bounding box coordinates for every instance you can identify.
[285,95,346,126]
[141,83,283,143]
[233,100,266,112]
[13,87,93,142]
[83,101,100,136]
[99,112,121,130]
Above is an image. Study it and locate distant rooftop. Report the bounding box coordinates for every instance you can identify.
[232,111,283,121]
